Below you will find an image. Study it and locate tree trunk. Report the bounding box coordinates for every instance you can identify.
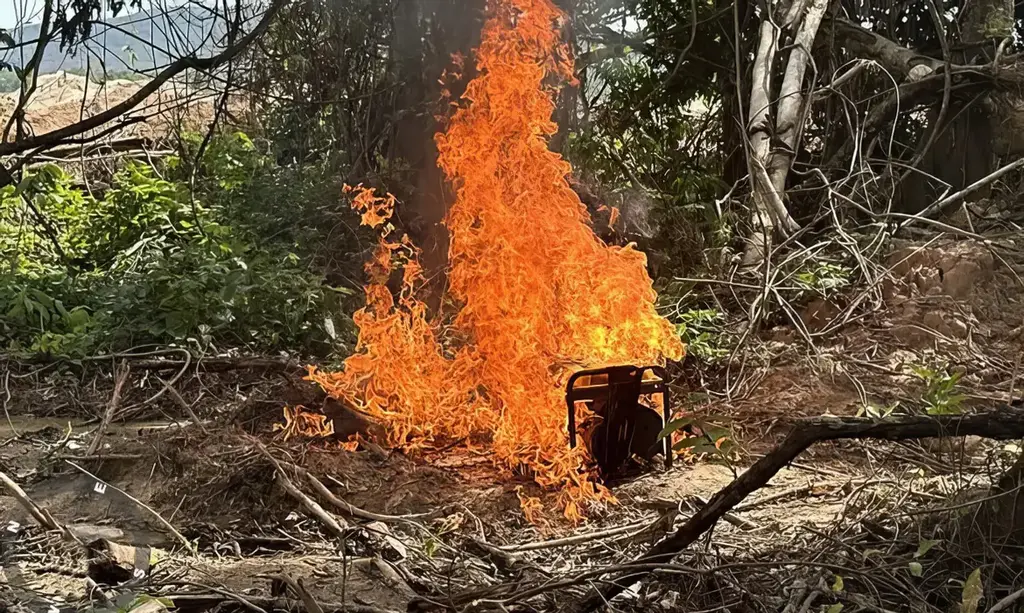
[389,0,485,310]
[902,0,1012,213]
[742,0,820,265]
[550,0,579,154]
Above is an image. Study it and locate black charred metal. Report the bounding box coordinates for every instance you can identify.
[566,365,671,481]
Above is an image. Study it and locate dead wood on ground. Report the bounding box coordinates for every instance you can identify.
[571,406,1024,611]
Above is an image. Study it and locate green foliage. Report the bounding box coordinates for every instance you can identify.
[0,134,356,357]
[960,568,983,613]
[657,414,735,458]
[856,401,902,419]
[250,0,394,169]
[0,68,19,93]
[563,0,734,276]
[675,308,729,362]
[914,538,940,558]
[94,592,173,613]
[909,364,966,415]
[794,261,852,298]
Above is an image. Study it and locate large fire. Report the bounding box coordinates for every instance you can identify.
[309,0,684,521]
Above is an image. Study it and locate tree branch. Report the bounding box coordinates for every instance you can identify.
[3,0,55,143]
[0,0,287,157]
[826,17,944,80]
[576,407,1024,611]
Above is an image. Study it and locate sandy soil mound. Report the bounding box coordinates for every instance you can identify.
[0,71,224,142]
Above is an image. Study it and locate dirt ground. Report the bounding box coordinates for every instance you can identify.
[0,71,242,152]
[2,237,1024,612]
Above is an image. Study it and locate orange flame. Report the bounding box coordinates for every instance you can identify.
[310,0,684,522]
[275,406,336,440]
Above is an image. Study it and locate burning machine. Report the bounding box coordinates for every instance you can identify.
[566,365,672,480]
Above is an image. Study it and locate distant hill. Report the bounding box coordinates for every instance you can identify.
[2,3,224,77]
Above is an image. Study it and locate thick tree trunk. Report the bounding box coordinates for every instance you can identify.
[902,0,1012,213]
[743,0,823,264]
[390,0,485,309]
[824,17,1024,216]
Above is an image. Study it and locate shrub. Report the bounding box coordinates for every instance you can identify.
[0,134,357,357]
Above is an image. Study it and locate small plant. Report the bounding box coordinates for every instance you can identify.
[675,308,729,362]
[795,261,852,297]
[0,137,353,357]
[95,593,173,613]
[856,401,902,419]
[657,414,735,459]
[909,363,965,415]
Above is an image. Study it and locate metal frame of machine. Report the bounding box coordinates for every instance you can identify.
[565,364,672,476]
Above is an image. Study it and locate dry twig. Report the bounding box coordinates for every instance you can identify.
[251,439,352,538]
[86,361,130,455]
[0,470,66,535]
[64,460,194,553]
[280,460,431,523]
[989,588,1024,613]
[158,377,209,433]
[575,407,1024,611]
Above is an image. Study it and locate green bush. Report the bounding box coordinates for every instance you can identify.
[0,134,357,357]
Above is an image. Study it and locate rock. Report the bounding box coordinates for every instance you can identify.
[85,539,165,585]
[886,241,995,300]
[67,524,125,543]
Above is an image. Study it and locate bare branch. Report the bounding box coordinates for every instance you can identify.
[0,0,287,157]
[576,407,1024,610]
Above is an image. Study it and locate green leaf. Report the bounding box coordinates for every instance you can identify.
[826,605,844,613]
[908,562,923,577]
[672,436,704,450]
[657,417,693,441]
[832,575,844,592]
[960,568,983,613]
[423,537,438,558]
[65,307,91,329]
[915,539,940,558]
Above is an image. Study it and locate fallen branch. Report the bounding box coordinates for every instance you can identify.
[57,453,145,461]
[280,460,434,524]
[575,407,1024,611]
[158,377,209,434]
[267,574,325,613]
[372,558,418,602]
[0,470,66,534]
[989,587,1024,613]
[903,155,1024,228]
[275,471,352,539]
[64,460,194,553]
[251,440,352,538]
[87,361,130,455]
